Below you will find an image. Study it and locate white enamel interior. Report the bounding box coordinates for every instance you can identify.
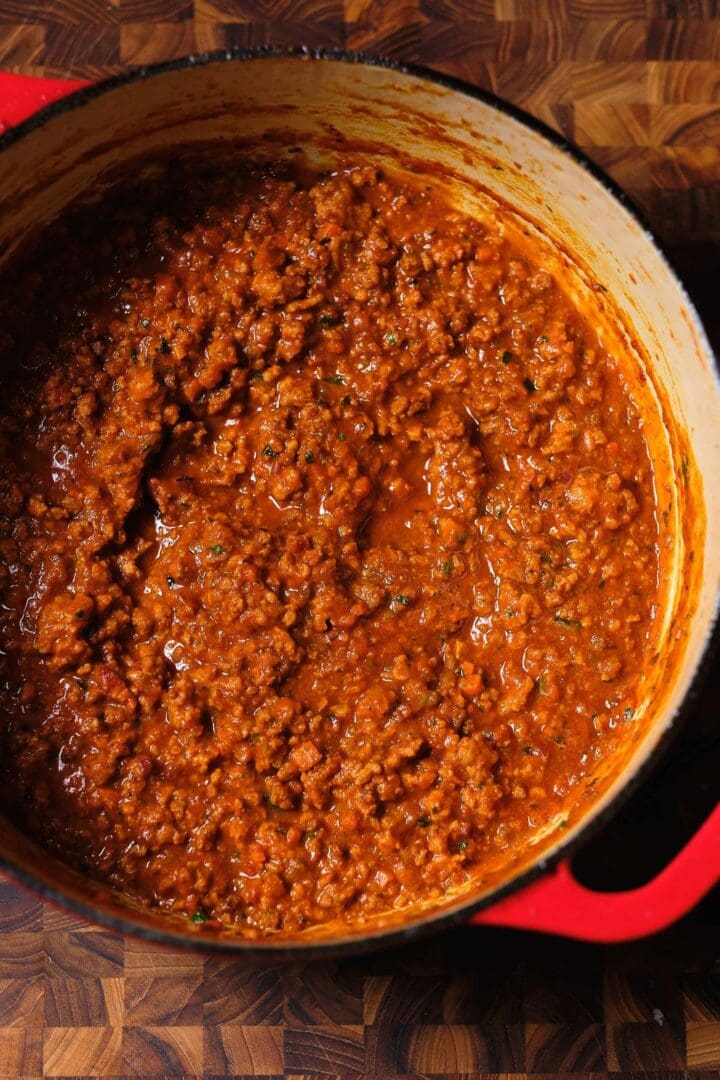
[0,56,717,946]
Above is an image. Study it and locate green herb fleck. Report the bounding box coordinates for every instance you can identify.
[249,369,264,380]
[624,706,634,720]
[501,350,513,364]
[190,910,208,924]
[338,432,346,442]
[443,560,453,576]
[457,839,468,851]
[324,374,344,384]
[540,334,549,343]
[208,544,225,556]
[417,816,431,828]
[555,613,582,628]
[319,313,340,327]
[305,450,314,464]
[523,377,537,393]
[263,445,278,457]
[385,332,397,345]
[681,456,689,485]
[139,317,150,328]
[394,594,410,606]
[535,675,547,696]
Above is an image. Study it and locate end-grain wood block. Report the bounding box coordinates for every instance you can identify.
[607,1020,688,1071]
[283,970,364,1025]
[362,975,447,1025]
[122,1025,204,1076]
[43,1026,121,1078]
[686,1021,720,1069]
[0,1027,42,1080]
[0,932,43,981]
[123,939,200,977]
[44,978,122,1028]
[284,1024,366,1076]
[0,24,45,67]
[604,969,686,1025]
[365,1021,526,1073]
[0,880,42,934]
[441,971,524,1024]
[204,1024,284,1075]
[202,961,283,1026]
[525,1022,607,1072]
[120,21,197,65]
[44,932,123,982]
[123,973,204,1026]
[118,0,192,19]
[0,976,44,1028]
[684,975,720,1022]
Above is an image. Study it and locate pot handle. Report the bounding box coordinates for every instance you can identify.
[472,801,720,941]
[0,72,89,131]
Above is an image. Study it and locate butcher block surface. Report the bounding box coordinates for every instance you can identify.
[0,1,718,1077]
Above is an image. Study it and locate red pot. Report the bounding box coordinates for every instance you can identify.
[0,53,718,957]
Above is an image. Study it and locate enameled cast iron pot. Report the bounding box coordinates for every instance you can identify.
[0,50,718,958]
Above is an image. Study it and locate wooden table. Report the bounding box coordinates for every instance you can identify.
[0,2,718,1077]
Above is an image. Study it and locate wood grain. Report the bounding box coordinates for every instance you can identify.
[0,868,713,1074]
[0,0,717,244]
[0,1,718,1077]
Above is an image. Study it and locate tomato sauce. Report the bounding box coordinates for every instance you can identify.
[0,161,660,936]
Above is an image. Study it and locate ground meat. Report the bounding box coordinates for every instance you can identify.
[0,160,660,938]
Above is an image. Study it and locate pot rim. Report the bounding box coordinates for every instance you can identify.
[0,45,718,959]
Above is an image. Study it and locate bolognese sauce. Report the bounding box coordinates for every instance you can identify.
[0,162,660,936]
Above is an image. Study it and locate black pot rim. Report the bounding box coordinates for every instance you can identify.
[0,45,718,960]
